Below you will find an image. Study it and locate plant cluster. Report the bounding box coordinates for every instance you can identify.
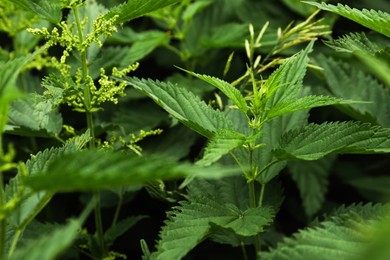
[1,0,390,259]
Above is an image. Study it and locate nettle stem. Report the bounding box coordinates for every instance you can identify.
[0,170,6,260]
[247,147,262,254]
[73,6,105,256]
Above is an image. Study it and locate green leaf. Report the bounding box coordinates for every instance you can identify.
[197,129,247,166]
[106,0,180,24]
[262,203,390,260]
[4,134,88,228]
[254,106,309,183]
[9,201,93,260]
[7,95,63,136]
[265,41,314,110]
[9,0,62,24]
[314,54,390,127]
[24,150,238,192]
[288,156,336,217]
[304,2,390,38]
[178,68,248,114]
[9,219,80,260]
[273,121,390,161]
[0,56,31,134]
[323,32,382,54]
[123,77,233,138]
[266,95,362,120]
[152,195,274,259]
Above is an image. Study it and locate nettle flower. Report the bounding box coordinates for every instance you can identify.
[27,9,136,112]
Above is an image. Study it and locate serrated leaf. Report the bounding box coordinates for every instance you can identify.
[197,129,247,166]
[273,121,390,160]
[7,95,63,136]
[323,32,381,54]
[179,68,248,114]
[106,0,180,24]
[24,150,238,192]
[262,203,390,260]
[253,105,309,183]
[265,41,314,110]
[314,54,390,127]
[9,219,80,260]
[288,156,336,217]
[9,0,62,23]
[4,136,84,228]
[123,77,233,138]
[152,195,274,260]
[266,95,363,120]
[305,2,390,38]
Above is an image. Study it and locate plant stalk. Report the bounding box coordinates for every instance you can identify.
[0,170,6,260]
[73,6,104,256]
[248,147,261,254]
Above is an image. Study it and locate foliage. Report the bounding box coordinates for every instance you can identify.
[1,0,390,259]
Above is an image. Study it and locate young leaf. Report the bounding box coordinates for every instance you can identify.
[123,77,234,138]
[304,2,390,38]
[178,68,248,114]
[265,41,314,109]
[266,95,363,120]
[323,32,381,54]
[106,0,180,24]
[273,121,390,161]
[262,203,390,260]
[24,150,238,192]
[197,129,247,166]
[152,195,274,259]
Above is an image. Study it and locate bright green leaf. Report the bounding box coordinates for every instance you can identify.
[304,2,390,38]
[106,0,180,24]
[262,203,390,260]
[25,150,238,192]
[178,68,248,114]
[152,195,274,259]
[266,95,363,120]
[197,129,247,166]
[273,121,390,160]
[123,77,234,138]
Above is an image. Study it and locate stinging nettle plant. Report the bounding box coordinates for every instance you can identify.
[1,0,390,259]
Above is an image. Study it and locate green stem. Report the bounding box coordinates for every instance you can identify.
[247,147,261,254]
[73,6,104,257]
[112,193,124,226]
[0,171,5,260]
[259,183,266,207]
[93,191,106,256]
[8,229,22,258]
